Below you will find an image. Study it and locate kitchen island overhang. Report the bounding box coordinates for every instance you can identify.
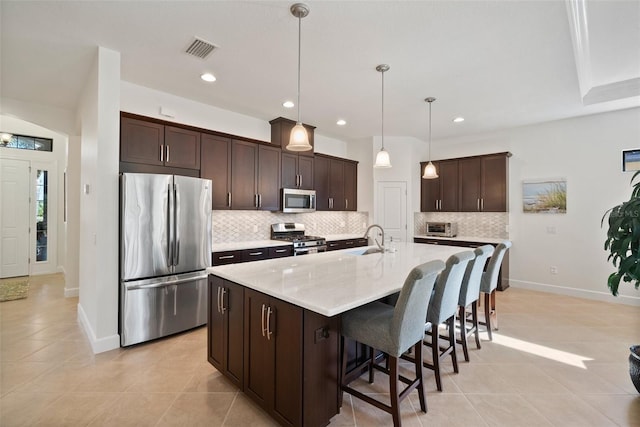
[207,243,465,427]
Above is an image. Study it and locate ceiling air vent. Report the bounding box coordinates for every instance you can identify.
[185,37,217,59]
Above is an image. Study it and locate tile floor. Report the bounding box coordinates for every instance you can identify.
[1,274,639,426]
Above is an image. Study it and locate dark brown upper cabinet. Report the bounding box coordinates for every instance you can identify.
[314,154,358,211]
[420,160,459,212]
[420,152,510,213]
[230,140,281,211]
[282,153,314,190]
[201,134,232,209]
[120,116,200,170]
[270,117,315,157]
[459,153,509,212]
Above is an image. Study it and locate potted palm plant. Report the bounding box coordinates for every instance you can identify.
[602,170,640,393]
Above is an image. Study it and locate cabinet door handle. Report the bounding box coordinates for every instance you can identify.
[439,200,442,210]
[220,288,227,314]
[160,144,164,162]
[216,286,221,313]
[299,175,302,188]
[227,192,231,208]
[266,306,273,340]
[258,194,262,208]
[435,200,438,210]
[254,194,258,208]
[346,199,348,210]
[477,198,480,211]
[481,198,484,211]
[166,145,170,163]
[261,304,267,337]
[218,255,235,260]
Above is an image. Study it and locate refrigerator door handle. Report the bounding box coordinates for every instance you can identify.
[167,183,174,267]
[174,183,180,266]
[124,273,208,290]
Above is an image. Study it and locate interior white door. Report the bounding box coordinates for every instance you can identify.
[0,159,30,278]
[376,181,407,243]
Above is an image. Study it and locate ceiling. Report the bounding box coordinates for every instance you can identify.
[1,0,639,142]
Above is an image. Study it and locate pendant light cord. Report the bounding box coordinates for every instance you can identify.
[381,69,385,150]
[428,100,432,160]
[297,14,302,124]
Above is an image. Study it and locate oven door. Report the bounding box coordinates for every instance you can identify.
[294,245,327,256]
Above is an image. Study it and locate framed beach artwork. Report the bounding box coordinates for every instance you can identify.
[522,179,567,213]
[622,149,640,172]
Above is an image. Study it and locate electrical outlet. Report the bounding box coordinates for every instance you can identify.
[550,266,558,275]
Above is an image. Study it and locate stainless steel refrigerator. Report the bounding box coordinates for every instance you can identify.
[120,173,212,346]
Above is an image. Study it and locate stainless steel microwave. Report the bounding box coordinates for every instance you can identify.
[426,222,457,237]
[281,188,316,213]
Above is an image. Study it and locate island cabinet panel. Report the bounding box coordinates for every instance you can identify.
[201,134,232,209]
[208,276,244,389]
[244,289,303,427]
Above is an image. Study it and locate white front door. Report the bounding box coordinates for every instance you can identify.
[0,159,30,278]
[376,181,407,243]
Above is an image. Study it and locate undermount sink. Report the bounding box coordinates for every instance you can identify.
[346,246,384,256]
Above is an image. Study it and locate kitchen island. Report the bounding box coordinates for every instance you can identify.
[207,242,464,427]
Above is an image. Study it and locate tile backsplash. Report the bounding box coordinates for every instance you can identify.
[212,210,369,243]
[414,212,508,239]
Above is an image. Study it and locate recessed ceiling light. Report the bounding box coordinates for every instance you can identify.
[200,73,216,82]
[453,117,465,123]
[283,101,295,108]
[336,119,346,126]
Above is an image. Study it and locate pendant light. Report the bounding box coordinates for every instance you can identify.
[374,64,392,168]
[422,97,439,179]
[287,3,312,152]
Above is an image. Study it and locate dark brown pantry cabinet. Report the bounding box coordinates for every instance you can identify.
[208,276,244,389]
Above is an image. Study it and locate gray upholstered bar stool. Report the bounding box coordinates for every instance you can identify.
[479,241,512,340]
[457,245,494,362]
[421,250,475,392]
[340,260,445,427]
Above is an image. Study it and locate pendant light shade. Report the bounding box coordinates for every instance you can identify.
[422,97,439,179]
[286,3,312,152]
[374,64,391,168]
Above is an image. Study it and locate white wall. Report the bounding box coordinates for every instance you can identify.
[120,81,351,159]
[415,107,640,305]
[76,47,121,352]
[0,115,68,276]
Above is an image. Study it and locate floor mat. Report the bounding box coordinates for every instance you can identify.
[0,276,29,301]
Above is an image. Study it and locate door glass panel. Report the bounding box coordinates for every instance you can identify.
[36,170,48,262]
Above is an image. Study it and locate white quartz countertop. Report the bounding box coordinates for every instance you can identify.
[414,235,507,245]
[324,234,365,241]
[212,240,290,252]
[207,242,464,317]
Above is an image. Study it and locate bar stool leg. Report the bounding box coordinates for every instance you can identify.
[459,306,470,362]
[472,301,481,349]
[389,356,400,427]
[484,292,493,341]
[448,316,459,373]
[414,341,427,413]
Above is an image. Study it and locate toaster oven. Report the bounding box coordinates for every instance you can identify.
[426,222,457,237]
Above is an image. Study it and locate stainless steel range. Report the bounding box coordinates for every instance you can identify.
[271,223,327,256]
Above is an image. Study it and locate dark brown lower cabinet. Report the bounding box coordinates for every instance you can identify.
[208,276,244,389]
[208,275,339,427]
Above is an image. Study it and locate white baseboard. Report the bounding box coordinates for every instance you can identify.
[64,287,79,297]
[77,303,120,354]
[509,279,640,306]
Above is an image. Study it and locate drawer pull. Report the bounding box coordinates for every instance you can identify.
[249,251,263,256]
[218,255,235,260]
[274,249,287,253]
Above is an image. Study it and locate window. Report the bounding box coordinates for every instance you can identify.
[35,170,48,262]
[0,132,53,152]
